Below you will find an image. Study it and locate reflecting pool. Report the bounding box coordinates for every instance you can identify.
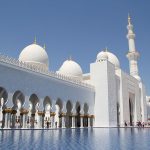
[0,128,150,150]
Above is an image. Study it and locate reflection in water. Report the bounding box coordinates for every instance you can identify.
[1,128,150,150]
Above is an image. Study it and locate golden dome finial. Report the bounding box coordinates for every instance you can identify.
[105,47,108,52]
[69,55,72,61]
[128,13,131,25]
[43,44,46,50]
[34,36,37,44]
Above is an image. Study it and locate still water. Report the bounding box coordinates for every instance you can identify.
[0,128,150,150]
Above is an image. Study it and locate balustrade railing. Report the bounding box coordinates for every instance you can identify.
[0,54,94,90]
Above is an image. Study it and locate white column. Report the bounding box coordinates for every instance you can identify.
[51,115,55,128]
[22,114,25,128]
[11,114,16,128]
[4,112,8,128]
[4,113,8,128]
[0,98,4,128]
[16,116,20,129]
[80,117,83,128]
[34,112,38,129]
[0,106,3,128]
[38,114,42,128]
[88,117,91,127]
[80,108,84,128]
[72,116,75,128]
[61,116,65,128]
[61,105,66,128]
[22,114,27,128]
[7,113,11,128]
[51,105,56,128]
[90,117,93,127]
[71,107,76,128]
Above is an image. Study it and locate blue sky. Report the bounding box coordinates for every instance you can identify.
[0,0,150,94]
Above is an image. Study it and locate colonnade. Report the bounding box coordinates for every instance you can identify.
[0,87,94,129]
[0,107,94,129]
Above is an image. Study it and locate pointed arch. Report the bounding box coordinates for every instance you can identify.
[83,103,89,127]
[66,100,73,113]
[56,98,63,112]
[0,87,8,106]
[66,100,73,128]
[12,90,25,110]
[29,94,39,113]
[43,96,52,128]
[83,103,89,115]
[43,96,52,111]
[55,98,63,128]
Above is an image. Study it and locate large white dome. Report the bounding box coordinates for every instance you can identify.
[19,43,49,70]
[58,59,83,80]
[96,50,120,69]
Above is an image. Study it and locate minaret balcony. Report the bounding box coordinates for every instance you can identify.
[126,51,140,60]
[127,33,135,39]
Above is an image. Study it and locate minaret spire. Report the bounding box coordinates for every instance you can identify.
[128,13,131,25]
[126,14,141,81]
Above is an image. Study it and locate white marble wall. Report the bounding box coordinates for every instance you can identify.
[0,61,95,114]
[90,60,117,127]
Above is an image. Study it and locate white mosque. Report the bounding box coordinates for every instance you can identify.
[0,16,149,129]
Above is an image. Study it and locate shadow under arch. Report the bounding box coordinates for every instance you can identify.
[29,94,39,113]
[66,100,73,128]
[75,101,81,127]
[55,98,63,127]
[12,90,25,110]
[0,87,8,108]
[0,87,8,128]
[43,96,52,111]
[29,94,39,128]
[129,98,134,126]
[11,90,25,128]
[83,103,89,127]
[117,102,120,126]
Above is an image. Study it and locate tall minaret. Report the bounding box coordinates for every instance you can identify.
[126,14,141,81]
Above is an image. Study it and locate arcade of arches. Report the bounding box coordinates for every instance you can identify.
[0,87,94,128]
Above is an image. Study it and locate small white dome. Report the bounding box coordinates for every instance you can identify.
[58,59,83,80]
[19,43,49,70]
[96,50,120,69]
[97,51,108,61]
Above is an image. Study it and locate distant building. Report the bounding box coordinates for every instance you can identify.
[0,16,148,128]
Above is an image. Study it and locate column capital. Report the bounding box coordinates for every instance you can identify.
[90,115,95,118]
[20,108,29,115]
[69,113,76,117]
[11,109,17,114]
[60,112,66,117]
[50,112,56,116]
[3,108,12,113]
[80,114,84,118]
[38,111,45,116]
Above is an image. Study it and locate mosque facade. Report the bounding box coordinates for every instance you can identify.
[0,16,149,129]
